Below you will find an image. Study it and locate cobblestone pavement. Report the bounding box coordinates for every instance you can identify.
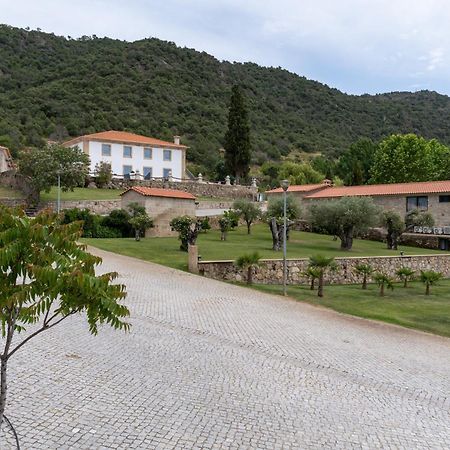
[2,248,450,449]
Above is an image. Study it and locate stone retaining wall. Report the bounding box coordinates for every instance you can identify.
[44,199,122,215]
[199,254,450,285]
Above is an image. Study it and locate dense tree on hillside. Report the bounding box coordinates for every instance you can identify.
[2,26,450,172]
[370,134,450,184]
[336,139,376,185]
[224,86,251,181]
[278,162,324,186]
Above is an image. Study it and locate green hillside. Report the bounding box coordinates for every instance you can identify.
[1,24,450,171]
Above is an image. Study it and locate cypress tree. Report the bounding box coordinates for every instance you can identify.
[224,85,251,182]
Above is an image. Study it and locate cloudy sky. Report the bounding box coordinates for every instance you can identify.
[1,0,449,95]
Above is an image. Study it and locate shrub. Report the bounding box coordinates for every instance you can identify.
[235,252,261,285]
[308,255,337,297]
[101,209,133,237]
[354,264,374,289]
[396,267,415,288]
[94,161,112,188]
[373,273,394,297]
[419,270,442,295]
[170,216,204,251]
[405,209,435,230]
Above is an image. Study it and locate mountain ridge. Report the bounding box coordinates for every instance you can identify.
[1,24,450,171]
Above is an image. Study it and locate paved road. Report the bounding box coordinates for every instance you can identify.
[3,249,450,449]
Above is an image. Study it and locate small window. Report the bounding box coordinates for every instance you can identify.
[144,147,152,159]
[101,143,111,156]
[406,196,428,211]
[123,165,132,179]
[163,168,172,179]
[439,195,450,203]
[143,167,152,180]
[163,149,172,161]
[123,145,132,158]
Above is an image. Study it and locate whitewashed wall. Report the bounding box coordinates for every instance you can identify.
[71,140,184,180]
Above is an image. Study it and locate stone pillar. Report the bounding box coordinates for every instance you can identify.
[225,175,231,186]
[251,177,257,188]
[188,244,199,274]
[197,173,203,183]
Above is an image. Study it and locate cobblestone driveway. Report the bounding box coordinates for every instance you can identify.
[3,249,450,449]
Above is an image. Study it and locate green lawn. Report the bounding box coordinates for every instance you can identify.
[40,187,124,201]
[252,281,450,338]
[0,186,24,199]
[83,223,443,271]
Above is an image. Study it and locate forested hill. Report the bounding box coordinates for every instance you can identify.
[1,24,450,171]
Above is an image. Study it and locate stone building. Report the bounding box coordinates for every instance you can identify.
[121,186,196,237]
[304,180,450,250]
[0,146,14,173]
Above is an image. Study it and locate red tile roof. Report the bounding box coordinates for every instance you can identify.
[305,180,450,199]
[266,183,330,194]
[64,130,187,149]
[121,186,196,200]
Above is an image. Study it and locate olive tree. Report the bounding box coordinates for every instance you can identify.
[381,210,405,250]
[266,196,300,251]
[309,197,380,250]
[170,216,204,251]
[232,199,260,234]
[0,206,129,437]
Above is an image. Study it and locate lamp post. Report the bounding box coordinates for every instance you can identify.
[57,170,61,214]
[281,179,290,296]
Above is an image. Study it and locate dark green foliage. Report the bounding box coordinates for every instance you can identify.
[354,264,374,289]
[3,26,450,171]
[336,139,376,185]
[101,209,133,237]
[170,216,203,251]
[94,161,112,188]
[381,210,405,250]
[232,199,260,234]
[218,210,240,240]
[224,85,251,181]
[419,270,442,295]
[235,252,261,285]
[200,217,211,232]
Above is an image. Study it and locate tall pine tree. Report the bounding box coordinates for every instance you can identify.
[224,85,251,182]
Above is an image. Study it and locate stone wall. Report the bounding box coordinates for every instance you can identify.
[199,254,450,285]
[44,199,122,215]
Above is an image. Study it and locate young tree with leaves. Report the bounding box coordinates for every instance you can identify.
[381,210,405,250]
[354,263,374,289]
[308,255,337,297]
[224,85,251,182]
[235,252,261,285]
[18,144,90,203]
[309,197,380,250]
[373,273,394,297]
[419,270,442,295]
[232,199,261,234]
[0,206,129,434]
[218,210,239,241]
[396,267,415,288]
[170,216,204,251]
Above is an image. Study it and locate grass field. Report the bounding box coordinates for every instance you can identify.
[40,187,124,201]
[253,281,450,338]
[83,224,443,271]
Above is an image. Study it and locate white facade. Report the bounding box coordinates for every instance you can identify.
[70,140,183,180]
[0,147,13,173]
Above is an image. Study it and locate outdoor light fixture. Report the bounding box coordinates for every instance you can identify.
[281,179,290,295]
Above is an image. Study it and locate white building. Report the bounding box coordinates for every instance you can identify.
[64,130,187,181]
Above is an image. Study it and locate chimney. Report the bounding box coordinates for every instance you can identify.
[173,135,180,146]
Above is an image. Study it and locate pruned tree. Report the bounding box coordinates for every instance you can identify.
[218,210,239,241]
[224,85,251,182]
[308,255,337,297]
[266,196,300,251]
[235,252,261,285]
[129,214,154,241]
[354,263,374,289]
[308,196,380,250]
[94,161,113,188]
[170,216,204,251]
[0,206,129,438]
[396,267,415,288]
[381,210,405,250]
[232,199,260,234]
[18,144,90,204]
[373,273,394,297]
[419,270,442,295]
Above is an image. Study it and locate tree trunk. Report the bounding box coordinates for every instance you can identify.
[386,232,393,249]
[310,278,315,290]
[221,231,227,241]
[362,275,367,289]
[247,266,253,285]
[0,357,7,426]
[380,283,385,296]
[246,221,251,235]
[340,229,354,250]
[404,279,407,288]
[269,219,281,251]
[426,283,430,295]
[318,272,324,297]
[135,229,140,241]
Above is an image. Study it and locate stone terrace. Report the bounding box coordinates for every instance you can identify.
[2,249,450,449]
